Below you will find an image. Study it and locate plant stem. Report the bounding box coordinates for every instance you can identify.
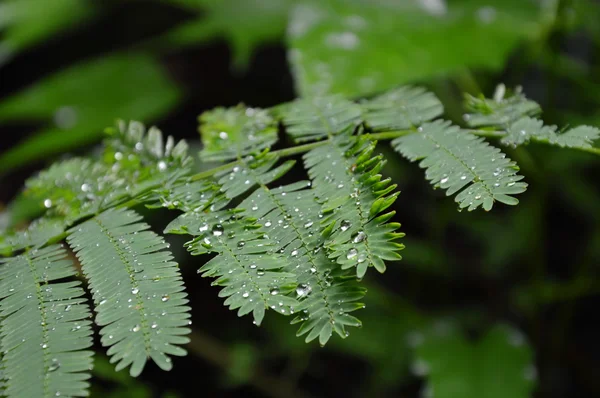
[189,127,600,182]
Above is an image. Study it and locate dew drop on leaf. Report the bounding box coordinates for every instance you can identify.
[352,231,366,243]
[211,224,224,236]
[340,220,352,231]
[346,248,358,260]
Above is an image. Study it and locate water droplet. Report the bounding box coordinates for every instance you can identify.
[352,231,366,243]
[296,283,312,298]
[132,325,141,332]
[242,292,250,298]
[507,182,516,187]
[212,224,224,236]
[48,358,60,372]
[291,249,299,257]
[340,220,352,232]
[161,295,170,302]
[264,221,272,227]
[309,267,316,273]
[158,161,167,171]
[346,248,358,260]
[256,268,265,276]
[131,288,139,295]
[219,131,228,140]
[237,241,246,248]
[440,176,449,184]
[81,183,90,192]
[270,288,279,296]
[357,253,367,263]
[44,199,52,208]
[249,264,257,269]
[304,221,314,228]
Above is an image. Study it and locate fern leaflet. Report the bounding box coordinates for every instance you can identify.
[275,95,362,142]
[392,120,527,211]
[67,208,190,377]
[464,86,600,152]
[25,121,191,225]
[463,84,541,127]
[0,245,93,398]
[304,133,404,278]
[361,86,444,131]
[199,105,278,162]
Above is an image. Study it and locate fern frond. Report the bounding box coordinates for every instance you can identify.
[199,105,278,162]
[26,121,191,224]
[0,245,93,398]
[502,117,600,149]
[158,151,303,325]
[0,218,65,255]
[465,87,600,151]
[463,84,541,127]
[168,209,299,325]
[361,86,444,131]
[238,181,365,345]
[275,95,362,142]
[392,120,527,211]
[216,153,296,200]
[304,134,404,278]
[67,208,190,377]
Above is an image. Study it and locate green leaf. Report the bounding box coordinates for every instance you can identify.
[465,86,600,151]
[304,134,404,278]
[25,121,191,225]
[66,208,191,377]
[392,120,527,211]
[412,323,536,398]
[361,86,444,131]
[0,0,92,64]
[198,105,278,162]
[0,54,181,173]
[0,245,94,398]
[463,84,541,127]
[0,218,66,255]
[288,0,543,97]
[275,95,362,142]
[158,0,293,68]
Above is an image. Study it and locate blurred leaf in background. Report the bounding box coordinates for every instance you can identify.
[0,54,181,173]
[412,323,536,398]
[0,0,93,65]
[288,0,546,97]
[159,0,294,68]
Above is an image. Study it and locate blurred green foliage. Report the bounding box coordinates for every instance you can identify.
[0,0,92,64]
[0,54,180,173]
